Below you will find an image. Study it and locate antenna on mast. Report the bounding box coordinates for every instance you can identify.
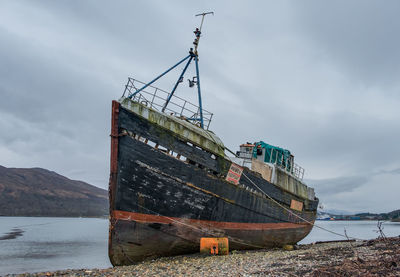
[193,12,214,55]
[129,13,214,129]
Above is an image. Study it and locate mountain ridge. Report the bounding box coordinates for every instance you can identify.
[0,165,108,217]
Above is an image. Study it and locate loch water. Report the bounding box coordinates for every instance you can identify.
[0,217,399,275]
[0,217,110,276]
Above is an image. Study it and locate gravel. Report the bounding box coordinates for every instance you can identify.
[7,237,400,277]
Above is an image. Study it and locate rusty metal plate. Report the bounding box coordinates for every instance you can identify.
[225,163,243,185]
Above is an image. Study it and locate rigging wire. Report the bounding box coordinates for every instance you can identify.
[131,202,267,249]
[117,134,312,250]
[201,129,364,241]
[222,146,364,241]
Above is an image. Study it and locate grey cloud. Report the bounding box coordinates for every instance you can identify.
[0,0,399,213]
[291,1,400,87]
[309,168,400,196]
[308,175,369,195]
[379,168,400,175]
[308,168,400,212]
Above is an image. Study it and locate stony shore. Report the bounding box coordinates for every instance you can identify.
[8,237,399,277]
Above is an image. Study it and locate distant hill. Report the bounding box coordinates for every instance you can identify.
[354,210,400,221]
[0,165,108,217]
[318,208,400,221]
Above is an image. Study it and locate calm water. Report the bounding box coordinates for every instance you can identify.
[0,217,399,275]
[0,217,111,276]
[299,220,400,244]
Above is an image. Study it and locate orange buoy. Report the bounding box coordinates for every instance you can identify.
[200,237,229,255]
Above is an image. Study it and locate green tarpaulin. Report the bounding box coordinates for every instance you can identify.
[252,141,292,171]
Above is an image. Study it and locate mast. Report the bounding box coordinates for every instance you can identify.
[193,12,214,56]
[128,12,213,129]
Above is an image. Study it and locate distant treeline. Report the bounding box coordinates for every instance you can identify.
[332,209,400,221]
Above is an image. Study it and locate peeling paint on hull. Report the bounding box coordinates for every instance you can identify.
[108,100,318,266]
[110,211,313,265]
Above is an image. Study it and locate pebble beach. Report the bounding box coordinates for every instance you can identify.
[7,236,399,277]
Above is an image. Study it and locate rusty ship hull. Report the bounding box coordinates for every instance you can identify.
[108,99,318,266]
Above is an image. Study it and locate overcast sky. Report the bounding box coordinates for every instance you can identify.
[1,0,399,213]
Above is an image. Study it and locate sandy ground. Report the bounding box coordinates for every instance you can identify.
[8,237,400,277]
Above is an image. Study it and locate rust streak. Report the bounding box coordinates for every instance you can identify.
[109,100,120,265]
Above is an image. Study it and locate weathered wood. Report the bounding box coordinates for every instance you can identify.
[116,135,316,222]
[239,168,318,211]
[118,106,229,173]
[109,100,119,211]
[118,106,318,210]
[109,102,318,266]
[110,214,313,265]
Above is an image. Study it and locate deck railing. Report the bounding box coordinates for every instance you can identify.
[237,147,305,181]
[123,78,213,129]
[267,148,305,180]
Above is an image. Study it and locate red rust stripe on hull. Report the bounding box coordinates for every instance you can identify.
[113,210,310,230]
[109,100,120,209]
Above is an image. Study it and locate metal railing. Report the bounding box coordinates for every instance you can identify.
[237,151,252,160]
[237,148,305,180]
[292,163,305,181]
[123,78,213,129]
[268,148,305,180]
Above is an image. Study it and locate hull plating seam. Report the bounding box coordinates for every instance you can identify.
[113,210,310,230]
[134,158,316,223]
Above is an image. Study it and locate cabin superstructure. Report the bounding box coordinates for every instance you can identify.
[237,141,315,201]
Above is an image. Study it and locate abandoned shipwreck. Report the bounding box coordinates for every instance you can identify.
[108,17,318,266]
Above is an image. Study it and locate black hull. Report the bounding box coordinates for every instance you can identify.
[109,101,318,265]
[110,214,313,265]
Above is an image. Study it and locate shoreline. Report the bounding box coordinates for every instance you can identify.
[0,215,109,219]
[8,236,399,277]
[3,215,396,221]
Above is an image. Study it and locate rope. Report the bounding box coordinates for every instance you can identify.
[222,145,364,241]
[120,134,321,249]
[132,202,266,249]
[185,128,364,240]
[241,171,361,240]
[122,124,364,242]
[200,129,363,240]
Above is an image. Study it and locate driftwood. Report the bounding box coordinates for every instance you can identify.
[310,222,399,277]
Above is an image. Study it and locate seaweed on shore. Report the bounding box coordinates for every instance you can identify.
[0,228,24,240]
[310,237,399,277]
